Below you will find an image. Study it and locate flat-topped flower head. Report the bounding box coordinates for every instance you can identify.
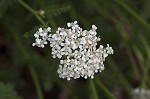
[32,21,114,81]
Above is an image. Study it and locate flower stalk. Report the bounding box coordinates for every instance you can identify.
[17,0,47,26]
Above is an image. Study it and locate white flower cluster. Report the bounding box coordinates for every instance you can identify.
[32,21,114,81]
[132,88,150,99]
[32,27,51,48]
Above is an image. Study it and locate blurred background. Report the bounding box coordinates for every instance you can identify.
[0,0,150,99]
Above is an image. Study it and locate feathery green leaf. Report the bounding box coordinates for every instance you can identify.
[44,4,71,17]
[0,83,22,99]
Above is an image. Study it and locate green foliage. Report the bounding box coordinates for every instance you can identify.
[0,0,16,18]
[1,0,150,99]
[0,83,22,99]
[24,25,45,38]
[44,4,71,17]
[24,24,57,39]
[141,0,150,18]
[27,52,59,91]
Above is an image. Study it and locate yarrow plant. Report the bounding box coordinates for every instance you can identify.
[32,21,114,80]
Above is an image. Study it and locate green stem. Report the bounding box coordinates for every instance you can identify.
[29,65,44,99]
[139,35,150,88]
[69,1,78,21]
[89,80,99,99]
[117,26,140,79]
[17,0,47,26]
[90,0,116,23]
[126,45,140,79]
[114,0,150,30]
[95,80,116,99]
[140,64,147,89]
[48,17,57,28]
[108,58,132,97]
[7,23,44,99]
[10,27,28,59]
